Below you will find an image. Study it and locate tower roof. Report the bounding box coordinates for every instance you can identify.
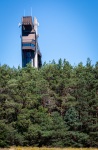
[22,16,33,26]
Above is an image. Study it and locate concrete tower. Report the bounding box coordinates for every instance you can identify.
[21,16,42,68]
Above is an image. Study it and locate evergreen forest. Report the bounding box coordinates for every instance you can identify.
[0,58,98,147]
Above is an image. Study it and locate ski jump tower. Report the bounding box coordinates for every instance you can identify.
[21,16,42,68]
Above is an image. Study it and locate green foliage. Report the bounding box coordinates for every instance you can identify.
[0,58,98,147]
[64,107,81,131]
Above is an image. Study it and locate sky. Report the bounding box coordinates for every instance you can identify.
[0,0,98,68]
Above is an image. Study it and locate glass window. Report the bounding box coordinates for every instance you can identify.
[22,43,35,48]
[22,43,30,46]
[26,52,31,63]
[31,44,35,47]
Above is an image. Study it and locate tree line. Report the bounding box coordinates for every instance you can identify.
[0,58,98,147]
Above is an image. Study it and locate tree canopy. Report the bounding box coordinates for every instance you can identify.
[0,59,98,147]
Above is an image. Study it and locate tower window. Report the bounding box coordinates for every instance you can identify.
[22,43,35,47]
[26,52,31,63]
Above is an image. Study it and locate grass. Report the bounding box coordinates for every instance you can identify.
[0,148,98,150]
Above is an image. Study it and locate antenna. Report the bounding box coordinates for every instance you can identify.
[31,7,32,16]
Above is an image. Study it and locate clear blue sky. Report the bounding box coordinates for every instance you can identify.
[0,0,98,68]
